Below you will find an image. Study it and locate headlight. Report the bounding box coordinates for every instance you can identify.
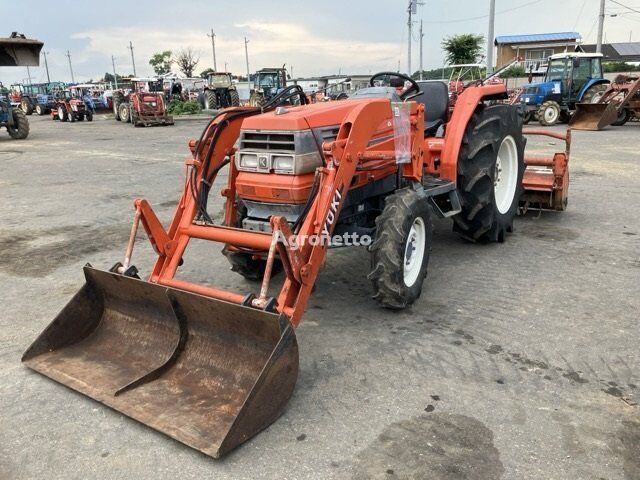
[272,155,294,173]
[238,153,259,171]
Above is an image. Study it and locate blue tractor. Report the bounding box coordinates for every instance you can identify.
[0,32,43,139]
[17,82,62,115]
[520,53,609,126]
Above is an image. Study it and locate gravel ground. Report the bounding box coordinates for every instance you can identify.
[0,115,638,480]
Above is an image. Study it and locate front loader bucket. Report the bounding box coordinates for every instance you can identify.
[0,35,43,67]
[22,266,298,458]
[569,103,618,130]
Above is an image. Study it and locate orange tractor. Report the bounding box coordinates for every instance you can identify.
[112,77,173,127]
[23,72,569,458]
[50,90,93,122]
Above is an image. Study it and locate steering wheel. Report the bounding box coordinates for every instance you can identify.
[369,72,421,101]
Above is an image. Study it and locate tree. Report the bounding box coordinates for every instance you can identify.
[441,34,484,65]
[103,72,125,83]
[149,51,173,75]
[175,48,200,78]
[199,68,215,78]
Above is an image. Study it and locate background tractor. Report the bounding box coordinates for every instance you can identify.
[199,72,240,110]
[113,77,173,127]
[0,32,43,139]
[50,90,92,122]
[23,71,570,459]
[519,52,609,126]
[248,66,288,107]
[16,82,60,115]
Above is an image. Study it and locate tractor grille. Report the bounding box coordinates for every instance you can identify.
[240,131,296,151]
[313,125,340,145]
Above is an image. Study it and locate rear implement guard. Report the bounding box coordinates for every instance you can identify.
[521,128,571,212]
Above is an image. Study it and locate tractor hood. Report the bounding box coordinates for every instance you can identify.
[0,33,43,66]
[521,81,559,97]
[241,98,384,131]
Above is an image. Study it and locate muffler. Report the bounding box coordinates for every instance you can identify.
[22,266,298,458]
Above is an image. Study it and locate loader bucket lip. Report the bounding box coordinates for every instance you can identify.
[569,103,618,130]
[0,36,43,67]
[22,266,299,458]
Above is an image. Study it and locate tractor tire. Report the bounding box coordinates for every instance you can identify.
[368,188,433,310]
[68,111,76,123]
[612,108,631,126]
[223,248,282,281]
[537,100,561,126]
[35,104,45,115]
[204,90,218,110]
[21,98,33,115]
[249,92,266,108]
[7,109,29,139]
[229,89,240,107]
[453,104,525,243]
[58,105,68,122]
[113,91,124,120]
[559,110,572,124]
[522,111,533,124]
[86,110,94,122]
[582,83,608,104]
[119,103,131,123]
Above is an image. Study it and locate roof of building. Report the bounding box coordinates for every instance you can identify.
[578,42,640,61]
[495,32,581,45]
[550,52,603,60]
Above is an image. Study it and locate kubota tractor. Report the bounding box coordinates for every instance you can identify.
[23,72,570,458]
[113,77,173,127]
[199,72,240,110]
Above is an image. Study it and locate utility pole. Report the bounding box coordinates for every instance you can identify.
[111,55,119,89]
[42,51,50,83]
[207,29,217,71]
[26,66,32,85]
[66,50,75,83]
[486,0,496,74]
[596,0,606,53]
[244,37,250,81]
[224,61,228,73]
[419,20,424,80]
[128,41,137,76]
[407,0,414,75]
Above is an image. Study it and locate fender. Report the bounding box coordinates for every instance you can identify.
[577,78,610,102]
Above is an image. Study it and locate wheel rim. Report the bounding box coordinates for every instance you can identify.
[403,217,426,287]
[544,106,559,124]
[591,91,605,104]
[58,106,64,118]
[494,136,518,215]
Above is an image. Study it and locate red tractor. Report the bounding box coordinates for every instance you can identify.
[50,90,93,122]
[112,77,173,127]
[24,72,570,458]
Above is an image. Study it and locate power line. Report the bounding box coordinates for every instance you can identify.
[609,0,640,14]
[423,0,544,24]
[573,0,589,30]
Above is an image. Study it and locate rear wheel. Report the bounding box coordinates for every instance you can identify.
[453,104,525,243]
[20,98,33,115]
[612,107,631,126]
[369,188,433,310]
[229,89,240,107]
[249,91,266,108]
[7,109,29,139]
[537,100,561,126]
[119,103,131,123]
[582,83,608,104]
[113,91,124,120]
[58,105,67,122]
[205,90,218,110]
[86,110,94,122]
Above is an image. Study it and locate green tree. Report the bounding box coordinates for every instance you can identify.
[200,68,215,78]
[441,34,484,65]
[149,51,173,75]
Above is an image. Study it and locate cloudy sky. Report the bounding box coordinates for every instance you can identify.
[4,0,640,84]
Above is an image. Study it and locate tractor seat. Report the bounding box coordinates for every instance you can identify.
[414,81,449,136]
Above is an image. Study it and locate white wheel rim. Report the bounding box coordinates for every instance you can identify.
[544,106,558,123]
[403,217,426,287]
[58,106,64,118]
[591,92,605,104]
[495,136,518,215]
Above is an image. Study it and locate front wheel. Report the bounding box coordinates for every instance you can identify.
[453,104,525,243]
[369,188,433,310]
[612,108,631,126]
[58,105,67,122]
[7,109,29,139]
[35,104,45,115]
[537,100,562,126]
[118,103,131,123]
[86,111,94,122]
